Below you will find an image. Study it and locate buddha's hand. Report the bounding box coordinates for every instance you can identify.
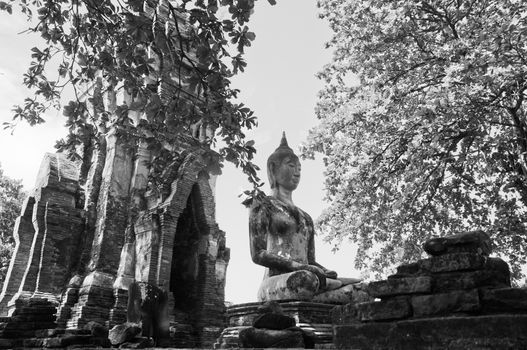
[300,265,327,289]
[323,269,338,279]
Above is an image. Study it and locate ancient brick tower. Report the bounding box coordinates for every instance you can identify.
[0,0,229,347]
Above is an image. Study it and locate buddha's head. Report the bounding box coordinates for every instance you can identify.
[267,132,301,191]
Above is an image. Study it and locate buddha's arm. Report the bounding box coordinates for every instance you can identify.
[250,232,329,287]
[249,205,299,271]
[306,216,338,279]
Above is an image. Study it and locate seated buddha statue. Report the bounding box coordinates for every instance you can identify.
[249,133,362,303]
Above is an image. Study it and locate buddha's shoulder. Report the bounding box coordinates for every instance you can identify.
[297,206,313,221]
[251,196,312,219]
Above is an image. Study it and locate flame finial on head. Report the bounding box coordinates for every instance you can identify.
[275,131,293,153]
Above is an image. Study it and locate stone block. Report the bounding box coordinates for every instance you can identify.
[11,313,55,323]
[433,269,509,292]
[334,314,527,349]
[419,253,486,273]
[392,262,420,277]
[356,297,411,321]
[78,285,114,308]
[480,287,527,313]
[486,257,511,285]
[331,303,360,325]
[238,326,304,348]
[88,131,133,274]
[61,334,98,347]
[367,276,432,297]
[109,323,141,346]
[423,230,491,257]
[221,301,335,348]
[411,289,479,317]
[34,153,80,200]
[227,301,335,326]
[253,313,296,330]
[0,196,36,316]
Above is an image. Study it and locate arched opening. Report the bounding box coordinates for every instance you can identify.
[169,182,210,346]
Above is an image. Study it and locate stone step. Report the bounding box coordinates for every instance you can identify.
[3,320,57,331]
[23,334,110,348]
[0,338,20,349]
[334,314,527,349]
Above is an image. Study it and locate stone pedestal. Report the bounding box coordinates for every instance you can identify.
[55,288,79,328]
[108,289,128,328]
[215,301,336,348]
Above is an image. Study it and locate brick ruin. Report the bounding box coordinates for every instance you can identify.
[0,0,231,347]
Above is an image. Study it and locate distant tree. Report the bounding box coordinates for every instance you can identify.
[0,164,25,284]
[304,0,527,280]
[0,0,276,197]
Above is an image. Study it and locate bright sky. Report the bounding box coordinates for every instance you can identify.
[0,0,360,304]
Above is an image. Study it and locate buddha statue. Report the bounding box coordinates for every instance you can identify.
[249,133,362,303]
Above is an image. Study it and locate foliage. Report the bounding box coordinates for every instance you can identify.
[0,164,25,283]
[304,0,527,280]
[0,0,276,197]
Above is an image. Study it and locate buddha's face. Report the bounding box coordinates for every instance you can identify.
[273,156,301,191]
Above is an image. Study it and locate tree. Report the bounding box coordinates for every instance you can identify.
[0,0,276,198]
[304,0,527,280]
[0,164,25,284]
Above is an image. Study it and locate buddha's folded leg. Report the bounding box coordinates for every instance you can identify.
[313,282,370,304]
[257,270,320,302]
[239,327,305,348]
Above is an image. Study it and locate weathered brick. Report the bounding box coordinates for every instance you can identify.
[357,297,411,321]
[367,276,432,297]
[411,289,480,317]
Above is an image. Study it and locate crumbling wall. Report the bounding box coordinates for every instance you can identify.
[0,153,84,315]
[333,231,527,349]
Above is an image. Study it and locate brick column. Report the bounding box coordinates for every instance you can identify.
[0,196,35,315]
[69,129,133,328]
